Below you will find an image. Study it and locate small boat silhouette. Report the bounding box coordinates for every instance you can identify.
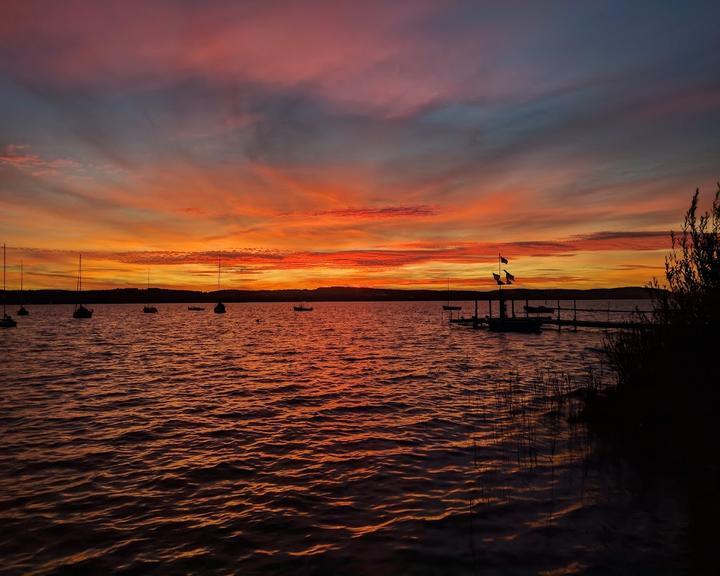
[487,317,542,333]
[214,254,226,314]
[442,279,461,310]
[487,255,542,333]
[143,269,158,313]
[293,305,313,312]
[1,244,17,328]
[524,305,554,314]
[0,314,16,328]
[73,304,93,319]
[17,260,29,315]
[72,254,93,319]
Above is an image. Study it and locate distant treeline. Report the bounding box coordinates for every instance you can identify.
[3,286,659,305]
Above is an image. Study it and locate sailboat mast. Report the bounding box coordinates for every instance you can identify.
[217,254,221,290]
[2,244,6,316]
[78,254,82,294]
[20,260,23,293]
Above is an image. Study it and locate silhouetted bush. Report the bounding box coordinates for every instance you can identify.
[589,184,720,454]
[583,185,720,565]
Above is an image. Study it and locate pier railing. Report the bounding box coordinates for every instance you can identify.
[448,299,657,331]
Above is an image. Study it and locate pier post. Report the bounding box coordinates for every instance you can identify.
[557,300,561,331]
[573,299,577,332]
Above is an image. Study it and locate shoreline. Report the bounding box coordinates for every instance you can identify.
[2,286,658,305]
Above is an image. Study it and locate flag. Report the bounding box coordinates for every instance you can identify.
[504,270,515,282]
[500,255,508,264]
[492,273,505,285]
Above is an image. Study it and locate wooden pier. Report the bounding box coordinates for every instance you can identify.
[447,298,655,331]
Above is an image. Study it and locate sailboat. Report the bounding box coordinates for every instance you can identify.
[214,254,226,314]
[17,260,29,316]
[486,254,542,334]
[72,254,93,318]
[524,304,554,314]
[1,244,17,328]
[442,278,461,311]
[143,269,158,313]
[293,303,313,312]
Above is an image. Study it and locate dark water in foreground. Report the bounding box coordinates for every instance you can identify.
[1,301,688,575]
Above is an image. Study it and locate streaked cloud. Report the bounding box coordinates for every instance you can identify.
[311,206,437,219]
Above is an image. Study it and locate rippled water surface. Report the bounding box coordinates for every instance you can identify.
[1,301,688,574]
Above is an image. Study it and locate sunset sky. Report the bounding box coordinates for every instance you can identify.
[1,0,718,290]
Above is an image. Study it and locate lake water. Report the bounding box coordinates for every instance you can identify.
[0,301,689,574]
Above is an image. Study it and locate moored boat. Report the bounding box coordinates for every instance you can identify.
[72,254,93,319]
[1,244,17,328]
[214,254,226,314]
[293,305,313,312]
[143,269,158,313]
[73,304,93,319]
[17,260,29,316]
[525,305,554,314]
[442,279,462,310]
[487,317,542,333]
[487,254,542,334]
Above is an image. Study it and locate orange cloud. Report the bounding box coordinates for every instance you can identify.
[311,205,437,219]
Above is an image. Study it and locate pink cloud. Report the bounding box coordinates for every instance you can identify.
[0,144,81,176]
[0,1,500,115]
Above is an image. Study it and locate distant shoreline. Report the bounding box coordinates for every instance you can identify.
[2,286,659,305]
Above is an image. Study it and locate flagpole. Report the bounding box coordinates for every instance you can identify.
[498,253,502,296]
[498,253,503,319]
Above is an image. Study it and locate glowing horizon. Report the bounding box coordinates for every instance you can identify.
[1,1,718,290]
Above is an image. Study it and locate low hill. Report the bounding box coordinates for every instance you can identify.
[2,286,658,305]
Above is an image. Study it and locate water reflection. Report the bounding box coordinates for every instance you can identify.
[0,301,687,574]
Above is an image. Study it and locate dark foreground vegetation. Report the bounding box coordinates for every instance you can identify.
[582,185,720,567]
[5,286,654,305]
